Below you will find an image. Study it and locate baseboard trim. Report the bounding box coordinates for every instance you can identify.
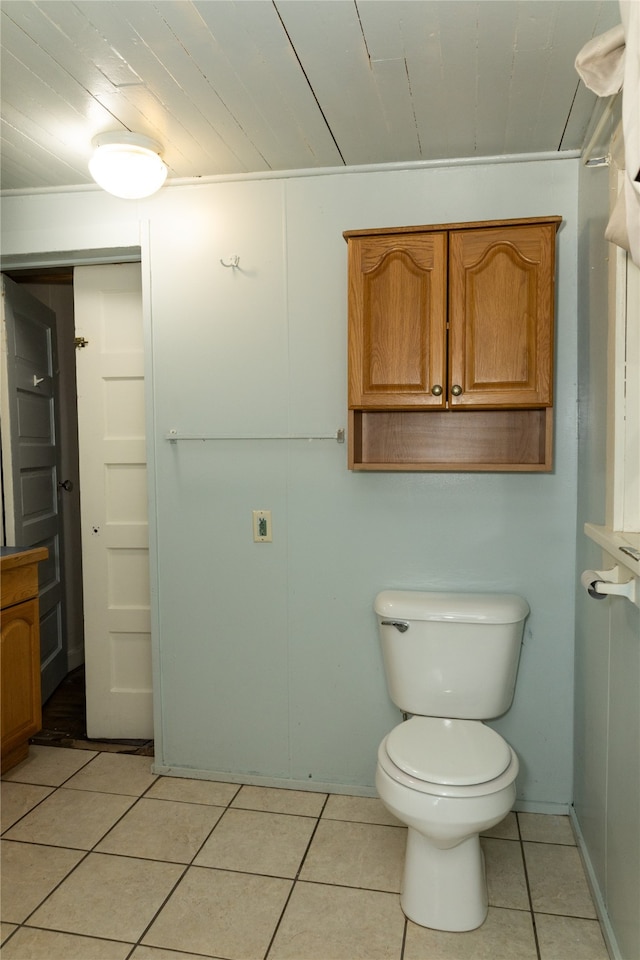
[149,768,586,812]
[513,799,572,814]
[151,763,378,798]
[569,807,622,960]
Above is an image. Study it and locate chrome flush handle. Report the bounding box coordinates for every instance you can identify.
[381,620,409,633]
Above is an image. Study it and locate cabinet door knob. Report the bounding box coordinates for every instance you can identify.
[431,384,443,396]
[451,384,463,396]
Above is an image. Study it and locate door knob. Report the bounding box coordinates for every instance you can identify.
[431,384,443,396]
[57,479,74,492]
[451,384,463,396]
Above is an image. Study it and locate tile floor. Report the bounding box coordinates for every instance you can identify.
[1,745,610,960]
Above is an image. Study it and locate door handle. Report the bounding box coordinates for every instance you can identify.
[57,479,74,492]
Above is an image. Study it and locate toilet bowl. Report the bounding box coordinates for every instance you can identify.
[376,716,518,931]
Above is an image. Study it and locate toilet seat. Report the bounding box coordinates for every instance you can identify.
[379,718,518,799]
[387,717,511,785]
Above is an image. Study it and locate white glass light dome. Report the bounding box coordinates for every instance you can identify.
[89,132,168,199]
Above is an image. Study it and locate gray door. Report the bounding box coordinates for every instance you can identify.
[1,276,67,700]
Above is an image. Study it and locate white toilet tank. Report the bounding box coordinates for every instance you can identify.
[375,590,529,719]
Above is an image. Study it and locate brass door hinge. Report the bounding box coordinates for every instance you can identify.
[74,337,89,349]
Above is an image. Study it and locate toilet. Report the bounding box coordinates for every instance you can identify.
[374,589,529,932]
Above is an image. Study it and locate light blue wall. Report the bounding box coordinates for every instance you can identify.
[1,157,579,808]
[574,163,640,960]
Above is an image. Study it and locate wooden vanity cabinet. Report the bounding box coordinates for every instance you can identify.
[344,216,561,471]
[1,547,48,773]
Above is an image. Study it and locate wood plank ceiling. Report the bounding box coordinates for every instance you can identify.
[0,0,620,193]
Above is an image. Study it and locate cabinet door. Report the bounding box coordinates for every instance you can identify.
[348,232,447,408]
[448,223,556,408]
[1,599,42,757]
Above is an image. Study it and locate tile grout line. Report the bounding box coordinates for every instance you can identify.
[0,748,100,833]
[2,756,173,953]
[4,760,164,941]
[399,915,409,960]
[516,812,543,960]
[263,791,331,959]
[3,922,135,956]
[125,779,245,956]
[2,754,609,959]
[2,766,100,934]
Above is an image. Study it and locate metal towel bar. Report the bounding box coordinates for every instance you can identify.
[165,428,345,443]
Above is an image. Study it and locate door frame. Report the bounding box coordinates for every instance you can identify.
[0,230,161,748]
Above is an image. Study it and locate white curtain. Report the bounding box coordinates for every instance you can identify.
[575,1,640,267]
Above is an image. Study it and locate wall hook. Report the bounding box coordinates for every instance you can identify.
[220,255,240,268]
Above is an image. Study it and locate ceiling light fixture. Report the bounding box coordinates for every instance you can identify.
[89,132,168,199]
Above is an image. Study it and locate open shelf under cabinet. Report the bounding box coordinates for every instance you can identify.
[348,408,553,472]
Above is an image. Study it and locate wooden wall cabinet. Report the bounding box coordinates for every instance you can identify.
[1,547,48,773]
[344,216,561,471]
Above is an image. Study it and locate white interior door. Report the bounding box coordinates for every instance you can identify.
[74,263,152,739]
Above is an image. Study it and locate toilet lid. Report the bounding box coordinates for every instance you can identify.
[386,717,512,786]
